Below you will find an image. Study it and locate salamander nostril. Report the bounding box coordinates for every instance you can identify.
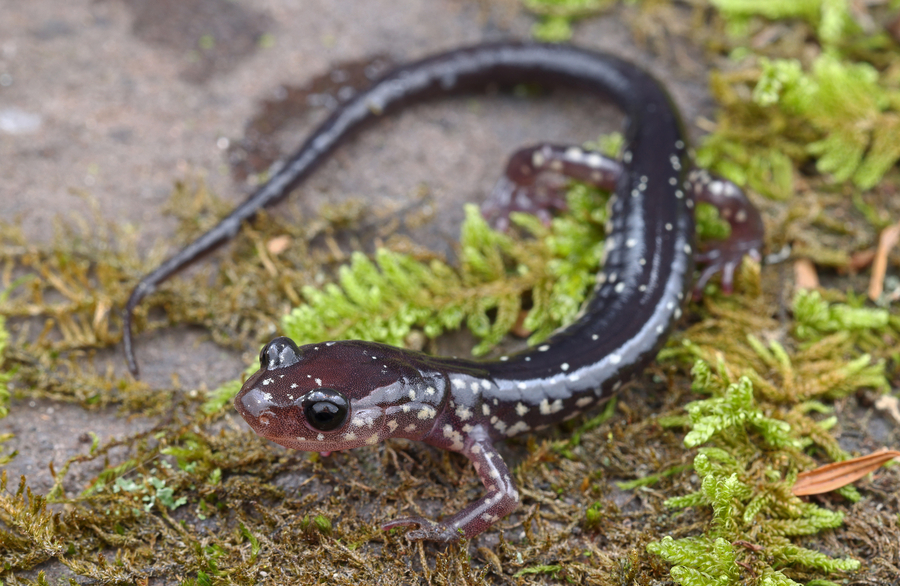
[237,386,277,420]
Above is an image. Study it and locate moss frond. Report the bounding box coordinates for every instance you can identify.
[523,0,616,42]
[699,52,900,196]
[282,185,608,356]
[709,0,861,46]
[648,369,861,586]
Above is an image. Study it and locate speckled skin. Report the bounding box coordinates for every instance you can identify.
[122,43,763,541]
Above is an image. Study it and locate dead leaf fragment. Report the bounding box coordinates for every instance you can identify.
[266,235,292,255]
[875,395,900,426]
[868,221,900,301]
[846,247,876,273]
[793,258,819,290]
[793,449,900,496]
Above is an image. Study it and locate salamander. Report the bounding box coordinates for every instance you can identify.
[122,43,763,542]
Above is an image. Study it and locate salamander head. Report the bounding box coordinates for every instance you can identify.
[234,337,440,452]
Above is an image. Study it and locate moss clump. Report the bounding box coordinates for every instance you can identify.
[648,366,861,586]
[283,181,611,356]
[523,0,617,41]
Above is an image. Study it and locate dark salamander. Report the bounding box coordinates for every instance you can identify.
[122,43,763,542]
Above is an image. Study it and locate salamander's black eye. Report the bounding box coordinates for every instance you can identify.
[260,337,301,369]
[301,388,349,432]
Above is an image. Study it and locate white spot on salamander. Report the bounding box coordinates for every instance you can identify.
[539,398,563,415]
[455,405,472,421]
[506,421,530,436]
[515,402,529,417]
[565,146,584,161]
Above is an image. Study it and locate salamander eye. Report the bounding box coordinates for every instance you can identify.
[260,337,301,369]
[301,388,349,432]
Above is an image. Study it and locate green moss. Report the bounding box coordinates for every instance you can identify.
[647,368,860,586]
[709,0,861,46]
[0,279,22,464]
[524,0,616,41]
[283,182,610,356]
[1,2,899,583]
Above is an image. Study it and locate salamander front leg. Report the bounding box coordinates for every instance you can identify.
[382,427,519,542]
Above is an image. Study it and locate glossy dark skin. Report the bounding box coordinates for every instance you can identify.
[124,43,763,542]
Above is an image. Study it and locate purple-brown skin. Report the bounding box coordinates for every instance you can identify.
[122,43,763,542]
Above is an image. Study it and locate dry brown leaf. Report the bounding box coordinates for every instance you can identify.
[266,235,292,255]
[846,247,876,272]
[793,258,819,290]
[875,395,900,425]
[793,449,900,496]
[868,221,900,301]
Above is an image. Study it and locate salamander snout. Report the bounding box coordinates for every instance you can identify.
[235,380,350,436]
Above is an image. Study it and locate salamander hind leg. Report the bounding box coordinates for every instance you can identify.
[481,144,621,231]
[382,425,519,542]
[689,170,765,298]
